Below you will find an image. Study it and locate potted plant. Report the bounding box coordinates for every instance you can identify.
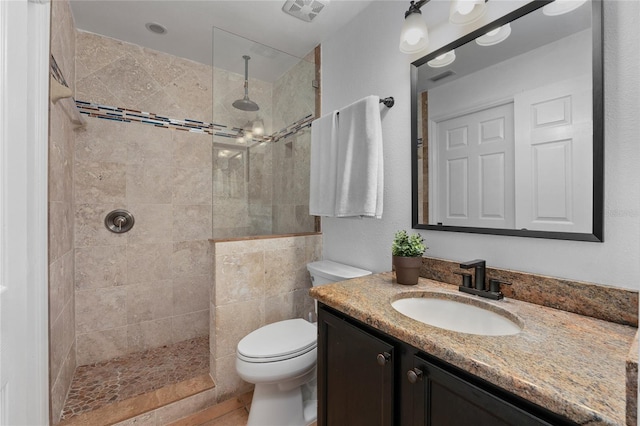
[392,230,426,285]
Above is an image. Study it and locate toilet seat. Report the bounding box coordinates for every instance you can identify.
[237,319,317,363]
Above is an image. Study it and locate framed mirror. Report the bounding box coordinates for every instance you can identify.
[411,0,603,241]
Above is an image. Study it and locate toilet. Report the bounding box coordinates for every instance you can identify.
[235,260,372,426]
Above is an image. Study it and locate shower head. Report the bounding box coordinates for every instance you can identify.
[233,55,259,112]
[232,97,259,112]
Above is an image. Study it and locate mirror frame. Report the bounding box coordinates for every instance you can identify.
[411,0,604,242]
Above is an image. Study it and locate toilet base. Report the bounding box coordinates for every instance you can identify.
[247,381,317,426]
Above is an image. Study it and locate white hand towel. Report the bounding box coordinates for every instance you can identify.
[309,111,339,216]
[335,95,384,218]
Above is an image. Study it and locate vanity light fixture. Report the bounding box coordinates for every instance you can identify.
[475,23,511,46]
[449,0,487,25]
[400,0,488,54]
[252,117,265,136]
[542,0,587,16]
[243,121,254,139]
[399,0,431,54]
[237,118,264,143]
[236,121,254,144]
[236,131,246,144]
[427,50,456,68]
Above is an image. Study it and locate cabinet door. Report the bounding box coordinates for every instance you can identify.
[318,308,395,426]
[409,355,556,426]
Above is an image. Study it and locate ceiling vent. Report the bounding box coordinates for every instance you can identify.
[430,70,456,83]
[282,0,329,22]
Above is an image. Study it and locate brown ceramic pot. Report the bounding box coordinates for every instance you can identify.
[393,255,422,285]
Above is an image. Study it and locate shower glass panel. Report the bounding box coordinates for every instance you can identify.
[212,27,317,239]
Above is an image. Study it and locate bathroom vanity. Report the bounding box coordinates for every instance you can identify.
[310,273,636,426]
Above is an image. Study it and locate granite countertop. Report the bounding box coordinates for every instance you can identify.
[309,272,637,426]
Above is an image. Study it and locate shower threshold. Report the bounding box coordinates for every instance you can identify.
[59,336,211,425]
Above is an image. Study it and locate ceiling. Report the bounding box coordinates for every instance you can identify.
[69,0,376,82]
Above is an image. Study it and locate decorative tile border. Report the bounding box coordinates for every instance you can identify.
[75,100,314,144]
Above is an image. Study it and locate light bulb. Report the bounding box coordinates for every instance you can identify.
[242,121,254,140]
[252,118,265,136]
[456,1,475,16]
[476,23,511,46]
[449,0,486,25]
[427,50,456,68]
[486,27,501,37]
[404,28,423,46]
[543,0,588,16]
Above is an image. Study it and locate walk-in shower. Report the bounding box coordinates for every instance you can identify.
[54,23,318,424]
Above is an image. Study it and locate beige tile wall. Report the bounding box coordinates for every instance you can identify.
[76,31,213,124]
[74,33,212,365]
[49,1,78,423]
[210,234,322,402]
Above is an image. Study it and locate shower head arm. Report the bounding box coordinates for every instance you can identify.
[243,55,250,98]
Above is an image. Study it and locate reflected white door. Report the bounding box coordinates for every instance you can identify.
[514,75,592,233]
[434,102,515,228]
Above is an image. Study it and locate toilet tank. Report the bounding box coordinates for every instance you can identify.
[307,260,372,287]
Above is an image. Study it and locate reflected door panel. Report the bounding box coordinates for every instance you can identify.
[434,102,515,228]
[430,103,515,228]
[514,75,592,233]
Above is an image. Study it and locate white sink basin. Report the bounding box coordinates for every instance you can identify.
[391,295,522,336]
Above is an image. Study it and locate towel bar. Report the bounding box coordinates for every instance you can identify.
[379,97,395,108]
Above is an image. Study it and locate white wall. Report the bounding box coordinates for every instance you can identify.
[321,1,639,291]
[429,29,591,120]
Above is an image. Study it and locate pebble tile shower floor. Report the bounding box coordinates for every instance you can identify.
[61,336,209,420]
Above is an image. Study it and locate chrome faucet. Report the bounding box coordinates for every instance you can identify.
[458,259,510,300]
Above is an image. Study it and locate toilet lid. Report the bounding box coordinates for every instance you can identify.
[237,319,317,360]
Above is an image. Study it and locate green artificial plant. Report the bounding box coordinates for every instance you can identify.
[391,230,426,257]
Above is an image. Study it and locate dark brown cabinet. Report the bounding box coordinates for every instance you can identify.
[317,304,395,426]
[408,354,560,426]
[317,304,576,426]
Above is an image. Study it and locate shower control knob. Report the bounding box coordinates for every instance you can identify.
[376,352,391,366]
[407,368,423,383]
[105,209,135,234]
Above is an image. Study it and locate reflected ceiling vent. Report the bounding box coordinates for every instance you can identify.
[430,70,456,83]
[282,0,329,22]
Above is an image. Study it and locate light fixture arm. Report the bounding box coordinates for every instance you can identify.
[405,0,430,18]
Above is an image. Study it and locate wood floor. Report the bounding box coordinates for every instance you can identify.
[167,393,251,426]
[169,392,317,426]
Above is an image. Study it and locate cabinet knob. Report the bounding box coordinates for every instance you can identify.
[376,352,391,366]
[407,368,423,383]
